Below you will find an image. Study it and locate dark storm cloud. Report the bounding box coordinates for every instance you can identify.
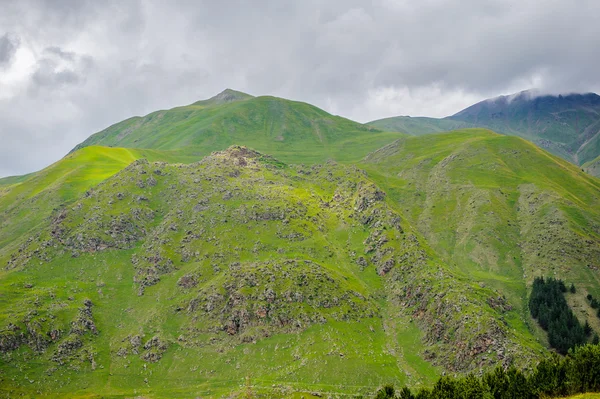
[1,0,600,177]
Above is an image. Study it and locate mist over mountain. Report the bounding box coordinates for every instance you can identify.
[369,90,600,176]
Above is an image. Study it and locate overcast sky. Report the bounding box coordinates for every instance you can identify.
[1,0,600,177]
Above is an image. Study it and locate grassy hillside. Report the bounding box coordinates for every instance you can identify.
[0,146,200,267]
[361,128,600,341]
[1,90,600,397]
[73,90,402,165]
[0,147,542,398]
[368,116,474,136]
[369,91,600,169]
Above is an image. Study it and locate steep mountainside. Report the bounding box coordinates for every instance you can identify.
[0,146,199,263]
[361,129,600,336]
[449,91,600,165]
[73,89,402,165]
[0,147,539,397]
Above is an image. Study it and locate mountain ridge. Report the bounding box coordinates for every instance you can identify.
[368,90,600,176]
[71,90,402,165]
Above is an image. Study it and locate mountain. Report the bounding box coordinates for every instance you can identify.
[450,90,600,165]
[367,116,474,136]
[1,91,600,397]
[0,146,544,397]
[368,90,600,175]
[73,89,402,165]
[0,146,200,263]
[361,128,600,334]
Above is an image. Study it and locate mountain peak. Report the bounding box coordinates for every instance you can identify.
[485,89,600,106]
[194,88,254,106]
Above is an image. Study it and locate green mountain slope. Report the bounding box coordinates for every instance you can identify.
[448,91,600,165]
[361,129,600,336]
[1,90,600,397]
[368,116,474,136]
[73,89,402,164]
[0,147,540,397]
[0,146,200,268]
[368,91,600,169]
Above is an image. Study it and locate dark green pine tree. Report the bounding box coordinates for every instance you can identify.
[584,320,592,336]
[375,385,396,399]
[398,386,415,399]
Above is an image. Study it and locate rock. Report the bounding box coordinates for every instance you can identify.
[177,274,198,289]
[356,257,368,270]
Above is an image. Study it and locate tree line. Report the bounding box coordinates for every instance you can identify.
[370,343,600,399]
[529,277,592,354]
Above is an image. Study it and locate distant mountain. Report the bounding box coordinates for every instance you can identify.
[450,90,600,165]
[73,89,402,164]
[367,116,474,136]
[368,90,600,175]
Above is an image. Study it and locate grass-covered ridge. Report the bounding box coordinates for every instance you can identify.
[0,145,201,265]
[368,91,600,169]
[72,90,403,165]
[368,116,474,136]
[0,146,541,397]
[1,90,600,397]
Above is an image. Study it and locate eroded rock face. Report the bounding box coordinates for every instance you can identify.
[185,259,378,339]
[1,298,98,374]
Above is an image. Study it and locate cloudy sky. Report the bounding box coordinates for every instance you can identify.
[1,0,599,177]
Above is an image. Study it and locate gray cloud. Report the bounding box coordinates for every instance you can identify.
[1,0,600,177]
[0,33,19,65]
[30,46,93,90]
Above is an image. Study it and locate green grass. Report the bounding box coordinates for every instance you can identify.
[0,146,544,397]
[1,91,600,398]
[73,92,403,165]
[367,116,474,136]
[0,145,201,260]
[361,129,600,349]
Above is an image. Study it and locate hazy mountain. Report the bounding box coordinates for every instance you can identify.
[368,90,600,176]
